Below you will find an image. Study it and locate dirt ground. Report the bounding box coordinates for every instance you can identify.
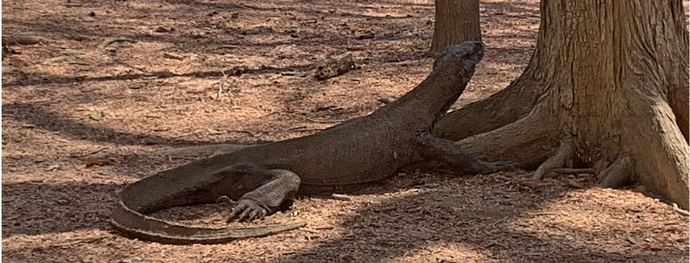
[2,0,689,262]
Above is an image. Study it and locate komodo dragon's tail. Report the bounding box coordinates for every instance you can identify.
[111,145,305,244]
[111,201,305,244]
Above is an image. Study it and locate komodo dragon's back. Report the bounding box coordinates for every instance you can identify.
[111,42,514,244]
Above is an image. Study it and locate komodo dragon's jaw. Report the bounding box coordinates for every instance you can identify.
[433,41,484,72]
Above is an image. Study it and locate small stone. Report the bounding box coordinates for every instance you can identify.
[155,26,175,33]
[378,96,395,104]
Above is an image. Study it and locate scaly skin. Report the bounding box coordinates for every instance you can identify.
[111,42,514,244]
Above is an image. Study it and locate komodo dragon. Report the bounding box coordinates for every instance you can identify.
[111,41,514,244]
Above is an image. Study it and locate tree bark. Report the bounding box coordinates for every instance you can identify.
[435,0,689,209]
[430,0,481,53]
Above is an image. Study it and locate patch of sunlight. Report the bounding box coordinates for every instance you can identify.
[379,241,497,263]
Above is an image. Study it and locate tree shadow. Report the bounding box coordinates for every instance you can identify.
[2,102,210,147]
[1,182,121,237]
[270,174,688,262]
[3,172,685,262]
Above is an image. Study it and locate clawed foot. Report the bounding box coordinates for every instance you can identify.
[227,199,269,222]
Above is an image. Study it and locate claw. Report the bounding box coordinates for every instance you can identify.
[216,195,238,205]
[227,199,269,222]
[227,202,248,222]
[238,208,253,221]
[248,210,260,221]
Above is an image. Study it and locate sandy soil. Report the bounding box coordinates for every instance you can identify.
[2,0,688,262]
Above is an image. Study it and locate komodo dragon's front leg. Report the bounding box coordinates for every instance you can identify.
[213,165,301,221]
[417,131,515,174]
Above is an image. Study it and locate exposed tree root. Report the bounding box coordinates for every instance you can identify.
[454,106,560,170]
[532,138,574,180]
[623,100,689,209]
[597,156,635,188]
[433,74,544,141]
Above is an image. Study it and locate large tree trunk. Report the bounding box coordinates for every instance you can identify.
[430,0,481,53]
[434,0,690,209]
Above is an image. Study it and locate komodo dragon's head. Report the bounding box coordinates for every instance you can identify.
[426,41,485,121]
[432,41,484,74]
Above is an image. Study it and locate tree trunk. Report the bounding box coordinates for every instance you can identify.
[434,0,690,209]
[430,0,481,53]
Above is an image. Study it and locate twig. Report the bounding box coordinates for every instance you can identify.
[231,3,250,9]
[48,237,106,248]
[172,131,202,139]
[2,35,52,45]
[288,128,324,133]
[227,130,260,137]
[301,228,320,234]
[43,56,73,65]
[68,61,90,66]
[301,116,347,123]
[552,168,594,174]
[70,147,109,158]
[163,52,184,60]
[672,203,689,216]
[287,126,324,133]
[331,193,351,201]
[217,71,228,100]
[99,37,138,49]
[217,45,242,49]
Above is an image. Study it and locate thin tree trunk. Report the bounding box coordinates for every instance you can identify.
[430,0,481,53]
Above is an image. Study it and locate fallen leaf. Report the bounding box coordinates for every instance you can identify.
[566,178,584,189]
[89,111,103,121]
[155,26,175,33]
[378,96,395,104]
[287,210,300,217]
[86,158,114,168]
[626,235,644,244]
[46,163,61,171]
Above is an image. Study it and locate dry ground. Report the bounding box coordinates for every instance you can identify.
[2,0,688,262]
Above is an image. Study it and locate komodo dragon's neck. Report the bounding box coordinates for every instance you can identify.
[374,50,479,126]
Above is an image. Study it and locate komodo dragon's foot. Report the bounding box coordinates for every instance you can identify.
[228,198,270,222]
